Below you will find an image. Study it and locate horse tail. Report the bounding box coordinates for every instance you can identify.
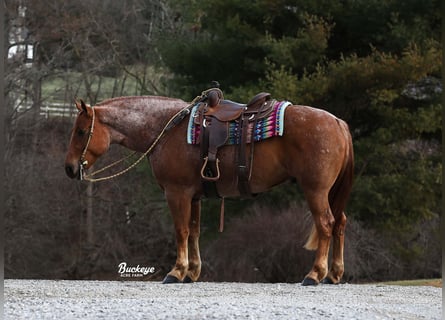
[329,119,354,221]
[304,224,318,251]
[304,119,354,251]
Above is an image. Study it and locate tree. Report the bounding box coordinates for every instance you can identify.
[158,0,442,280]
[4,0,178,280]
[159,0,441,99]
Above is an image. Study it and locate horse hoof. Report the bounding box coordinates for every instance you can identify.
[183,276,194,283]
[321,277,335,285]
[302,277,319,286]
[162,275,181,284]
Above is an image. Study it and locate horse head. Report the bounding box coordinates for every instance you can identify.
[64,99,111,179]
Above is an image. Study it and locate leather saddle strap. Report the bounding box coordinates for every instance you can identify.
[237,114,253,197]
[237,99,275,198]
[199,115,221,198]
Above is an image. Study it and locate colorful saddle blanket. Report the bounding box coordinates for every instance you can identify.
[187,101,291,145]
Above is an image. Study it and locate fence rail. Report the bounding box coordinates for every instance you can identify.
[39,102,77,118]
[16,101,77,118]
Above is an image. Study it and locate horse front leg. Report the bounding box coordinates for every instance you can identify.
[183,199,202,283]
[302,191,335,286]
[162,190,192,284]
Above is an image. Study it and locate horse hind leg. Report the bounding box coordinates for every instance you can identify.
[303,211,346,285]
[322,212,346,284]
[323,132,353,284]
[302,191,335,286]
[183,199,202,283]
[305,161,352,285]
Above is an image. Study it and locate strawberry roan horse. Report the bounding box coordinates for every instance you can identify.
[64,95,354,285]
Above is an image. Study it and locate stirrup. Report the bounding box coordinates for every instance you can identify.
[200,157,221,181]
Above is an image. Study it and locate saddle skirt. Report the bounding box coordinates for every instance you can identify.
[187,100,291,145]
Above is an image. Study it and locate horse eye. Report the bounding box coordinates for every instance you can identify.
[77,128,86,136]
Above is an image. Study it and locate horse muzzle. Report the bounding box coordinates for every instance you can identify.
[65,162,81,180]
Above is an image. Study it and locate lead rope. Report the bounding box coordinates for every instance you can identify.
[219,197,225,232]
[81,90,215,183]
[82,106,191,182]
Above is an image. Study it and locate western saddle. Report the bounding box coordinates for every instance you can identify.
[194,87,276,199]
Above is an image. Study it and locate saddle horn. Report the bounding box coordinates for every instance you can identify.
[207,88,224,108]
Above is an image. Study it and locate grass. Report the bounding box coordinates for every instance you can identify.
[40,64,170,105]
[41,71,140,103]
[380,278,442,288]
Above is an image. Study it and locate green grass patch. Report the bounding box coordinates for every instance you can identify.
[41,71,140,103]
[380,278,442,287]
[40,64,171,105]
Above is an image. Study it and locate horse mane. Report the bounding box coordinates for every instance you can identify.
[95,95,183,106]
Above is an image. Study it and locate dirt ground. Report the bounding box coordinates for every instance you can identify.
[5,279,442,319]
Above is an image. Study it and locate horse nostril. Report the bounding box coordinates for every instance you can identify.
[65,164,75,178]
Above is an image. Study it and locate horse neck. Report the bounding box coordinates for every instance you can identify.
[96,96,188,152]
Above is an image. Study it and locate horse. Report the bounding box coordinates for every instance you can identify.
[64,94,354,286]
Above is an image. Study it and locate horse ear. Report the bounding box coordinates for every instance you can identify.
[75,99,83,112]
[75,99,91,114]
[80,99,88,113]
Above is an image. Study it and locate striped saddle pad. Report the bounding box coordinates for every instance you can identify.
[187,100,291,145]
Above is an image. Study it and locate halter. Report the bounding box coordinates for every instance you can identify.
[79,106,96,180]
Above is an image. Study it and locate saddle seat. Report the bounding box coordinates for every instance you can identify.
[202,92,273,122]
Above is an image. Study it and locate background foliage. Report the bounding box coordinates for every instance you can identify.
[5,0,441,282]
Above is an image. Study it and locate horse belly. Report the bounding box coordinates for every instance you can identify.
[215,138,290,197]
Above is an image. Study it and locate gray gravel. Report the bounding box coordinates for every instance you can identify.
[5,279,442,319]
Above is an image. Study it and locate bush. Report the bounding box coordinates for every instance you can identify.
[202,203,314,283]
[201,202,440,283]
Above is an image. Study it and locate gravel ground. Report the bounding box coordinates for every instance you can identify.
[4,279,442,320]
